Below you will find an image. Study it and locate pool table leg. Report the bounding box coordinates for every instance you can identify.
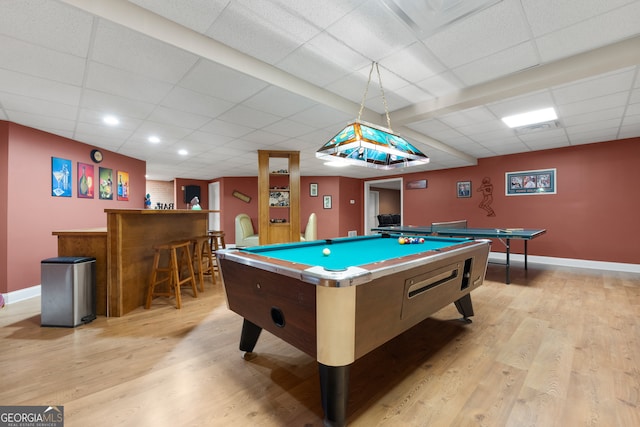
[318,363,350,427]
[454,293,474,322]
[239,318,263,352]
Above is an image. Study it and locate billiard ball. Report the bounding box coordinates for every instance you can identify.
[398,237,405,245]
[419,238,425,243]
[322,248,331,256]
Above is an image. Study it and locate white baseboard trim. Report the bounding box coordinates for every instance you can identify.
[2,284,41,305]
[489,252,640,274]
[2,254,639,306]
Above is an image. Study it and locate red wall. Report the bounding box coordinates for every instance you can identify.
[400,138,640,264]
[174,178,209,210]
[2,122,145,294]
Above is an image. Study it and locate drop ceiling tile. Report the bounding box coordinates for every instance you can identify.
[7,111,76,134]
[620,122,640,138]
[92,20,199,83]
[217,105,281,129]
[206,2,301,65]
[415,71,465,97]
[263,119,318,138]
[200,119,254,138]
[422,0,530,68]
[80,90,156,120]
[439,107,496,128]
[276,47,351,87]
[521,0,634,36]
[236,0,321,42]
[85,62,174,104]
[379,42,446,83]
[553,68,636,105]
[2,92,77,121]
[453,42,539,86]
[0,0,93,56]
[0,68,81,105]
[304,32,370,72]
[562,107,626,127]
[243,87,316,118]
[326,1,414,62]
[161,86,234,118]
[566,119,622,137]
[178,60,268,103]
[0,35,86,85]
[534,2,640,62]
[557,92,629,118]
[486,90,555,118]
[147,106,211,130]
[568,127,621,145]
[76,108,142,131]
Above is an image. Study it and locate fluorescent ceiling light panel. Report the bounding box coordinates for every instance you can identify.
[501,107,557,128]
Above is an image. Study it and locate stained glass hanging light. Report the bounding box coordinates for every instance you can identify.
[316,62,429,169]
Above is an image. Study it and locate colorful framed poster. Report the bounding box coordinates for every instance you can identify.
[117,171,129,201]
[506,168,557,195]
[51,157,72,197]
[310,183,318,197]
[99,167,113,200]
[77,162,95,198]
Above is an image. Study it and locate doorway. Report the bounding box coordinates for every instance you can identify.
[208,181,220,231]
[364,178,403,235]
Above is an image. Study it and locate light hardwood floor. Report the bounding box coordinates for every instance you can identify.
[1,263,639,426]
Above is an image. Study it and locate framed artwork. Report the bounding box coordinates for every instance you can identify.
[323,195,332,209]
[77,163,95,198]
[406,179,427,189]
[457,181,471,198]
[116,171,129,201]
[506,168,556,195]
[310,183,318,197]
[99,167,113,200]
[51,157,72,197]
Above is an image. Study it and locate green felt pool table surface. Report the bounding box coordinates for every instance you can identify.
[239,234,471,271]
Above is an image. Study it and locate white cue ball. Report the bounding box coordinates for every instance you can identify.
[322,248,331,256]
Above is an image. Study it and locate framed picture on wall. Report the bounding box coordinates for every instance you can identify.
[51,157,72,197]
[310,183,318,197]
[116,171,129,201]
[506,168,556,195]
[323,195,332,209]
[77,162,95,198]
[456,181,471,198]
[99,167,113,200]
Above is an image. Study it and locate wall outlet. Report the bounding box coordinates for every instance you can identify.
[348,230,357,237]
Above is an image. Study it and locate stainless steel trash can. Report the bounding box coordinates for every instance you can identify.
[41,256,96,327]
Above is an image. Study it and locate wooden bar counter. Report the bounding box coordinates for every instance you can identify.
[53,209,214,317]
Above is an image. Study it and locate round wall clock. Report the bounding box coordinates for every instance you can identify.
[90,149,103,163]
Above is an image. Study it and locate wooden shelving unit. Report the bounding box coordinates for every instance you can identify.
[258,150,300,245]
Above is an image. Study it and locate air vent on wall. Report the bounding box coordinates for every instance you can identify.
[514,120,560,135]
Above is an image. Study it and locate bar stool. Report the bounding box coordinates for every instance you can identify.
[209,230,226,252]
[145,240,198,309]
[192,235,215,291]
[208,231,226,281]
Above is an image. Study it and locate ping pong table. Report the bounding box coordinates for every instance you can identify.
[372,220,546,284]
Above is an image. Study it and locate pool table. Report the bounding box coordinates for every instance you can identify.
[218,234,490,426]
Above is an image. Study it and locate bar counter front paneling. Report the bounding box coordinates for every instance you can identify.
[53,209,214,317]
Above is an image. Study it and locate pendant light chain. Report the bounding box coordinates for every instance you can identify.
[356,62,393,131]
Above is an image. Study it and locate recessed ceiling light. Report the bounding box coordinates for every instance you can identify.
[148,136,160,143]
[501,107,557,128]
[178,149,188,156]
[103,115,119,126]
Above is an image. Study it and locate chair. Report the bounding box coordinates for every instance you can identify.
[300,213,317,241]
[235,214,259,247]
